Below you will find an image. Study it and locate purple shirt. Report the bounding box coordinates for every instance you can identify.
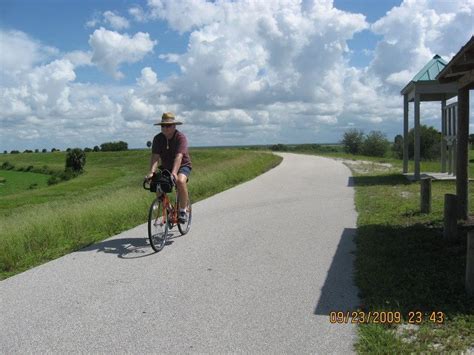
[152,130,192,170]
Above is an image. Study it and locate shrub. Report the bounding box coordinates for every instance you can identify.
[1,161,14,170]
[469,134,474,150]
[391,126,442,160]
[65,148,86,173]
[47,176,60,185]
[392,134,404,159]
[361,131,389,157]
[271,144,289,151]
[341,129,364,154]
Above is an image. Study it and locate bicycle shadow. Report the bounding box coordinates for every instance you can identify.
[79,231,184,259]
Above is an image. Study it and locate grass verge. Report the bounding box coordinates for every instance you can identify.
[0,149,282,280]
[341,160,474,353]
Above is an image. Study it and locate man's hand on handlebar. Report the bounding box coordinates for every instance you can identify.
[145,172,155,180]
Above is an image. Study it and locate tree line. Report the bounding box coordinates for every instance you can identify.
[3,141,129,155]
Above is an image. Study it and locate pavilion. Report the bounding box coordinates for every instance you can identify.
[400,55,458,180]
[436,36,474,220]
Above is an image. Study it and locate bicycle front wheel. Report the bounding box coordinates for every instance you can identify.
[178,195,192,235]
[148,198,168,252]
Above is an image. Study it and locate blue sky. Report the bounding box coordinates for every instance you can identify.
[0,0,473,150]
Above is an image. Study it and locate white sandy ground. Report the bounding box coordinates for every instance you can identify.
[0,152,359,353]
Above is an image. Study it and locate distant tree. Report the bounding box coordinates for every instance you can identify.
[65,148,86,173]
[341,129,364,154]
[146,141,152,148]
[51,148,57,152]
[3,150,7,154]
[42,149,48,153]
[100,141,128,151]
[35,149,39,153]
[66,148,71,152]
[24,149,33,153]
[10,150,19,154]
[84,147,92,152]
[361,131,389,157]
[93,146,100,152]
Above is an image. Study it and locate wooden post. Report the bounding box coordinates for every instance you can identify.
[414,94,421,180]
[467,231,474,295]
[420,178,432,213]
[444,194,457,240]
[456,88,469,220]
[441,100,447,173]
[403,94,409,174]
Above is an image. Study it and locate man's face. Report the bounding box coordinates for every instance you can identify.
[161,124,176,139]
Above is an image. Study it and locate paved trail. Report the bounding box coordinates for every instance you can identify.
[0,153,359,353]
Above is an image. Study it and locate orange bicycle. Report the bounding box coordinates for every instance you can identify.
[143,169,192,252]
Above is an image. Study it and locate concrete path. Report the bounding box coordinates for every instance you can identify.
[0,153,359,353]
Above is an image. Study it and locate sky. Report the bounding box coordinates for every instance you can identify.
[1,0,473,151]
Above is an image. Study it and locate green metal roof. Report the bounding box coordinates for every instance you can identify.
[412,54,448,82]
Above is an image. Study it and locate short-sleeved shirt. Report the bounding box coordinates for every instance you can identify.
[152,130,192,170]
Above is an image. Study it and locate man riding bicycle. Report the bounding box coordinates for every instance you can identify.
[146,112,192,223]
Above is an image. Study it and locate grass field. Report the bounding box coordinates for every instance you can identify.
[0,170,50,196]
[0,148,282,280]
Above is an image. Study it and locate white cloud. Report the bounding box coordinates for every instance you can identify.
[370,0,474,92]
[103,11,130,30]
[128,6,148,22]
[86,10,130,30]
[137,67,158,87]
[88,27,157,79]
[0,30,59,76]
[147,0,220,33]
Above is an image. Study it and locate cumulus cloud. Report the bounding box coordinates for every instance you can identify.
[88,27,157,79]
[137,67,158,87]
[86,10,130,30]
[2,0,474,151]
[103,11,130,30]
[369,0,474,92]
[0,30,59,77]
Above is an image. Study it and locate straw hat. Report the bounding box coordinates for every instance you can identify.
[154,112,182,125]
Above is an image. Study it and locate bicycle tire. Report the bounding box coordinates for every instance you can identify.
[148,197,168,252]
[178,194,192,235]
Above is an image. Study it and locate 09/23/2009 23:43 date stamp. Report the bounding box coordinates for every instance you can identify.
[329,311,445,324]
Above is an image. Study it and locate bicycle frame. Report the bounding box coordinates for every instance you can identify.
[158,190,180,225]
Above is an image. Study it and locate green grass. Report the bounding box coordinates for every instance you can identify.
[0,149,282,279]
[332,155,473,353]
[0,170,50,196]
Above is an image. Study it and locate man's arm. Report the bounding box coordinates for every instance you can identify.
[171,153,183,180]
[147,153,160,178]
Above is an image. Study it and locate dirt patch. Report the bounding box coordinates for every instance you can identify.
[339,159,394,174]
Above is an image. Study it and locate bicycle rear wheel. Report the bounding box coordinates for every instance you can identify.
[178,195,192,235]
[148,198,168,252]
